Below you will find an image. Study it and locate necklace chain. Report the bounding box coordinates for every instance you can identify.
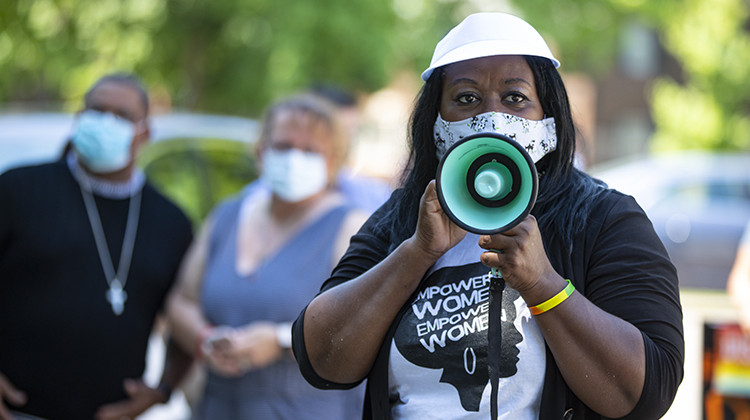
[78,181,141,315]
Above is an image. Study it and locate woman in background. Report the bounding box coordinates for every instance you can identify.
[167,94,366,419]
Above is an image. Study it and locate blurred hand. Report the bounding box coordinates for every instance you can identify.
[412,180,467,260]
[95,379,163,420]
[0,371,26,420]
[202,327,245,377]
[478,214,557,294]
[229,321,284,371]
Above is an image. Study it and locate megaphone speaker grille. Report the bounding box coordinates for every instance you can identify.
[436,133,538,234]
[466,153,521,207]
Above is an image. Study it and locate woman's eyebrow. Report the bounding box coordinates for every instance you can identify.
[505,77,533,87]
[446,77,479,88]
[446,77,533,88]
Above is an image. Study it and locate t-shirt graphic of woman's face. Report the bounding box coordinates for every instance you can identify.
[394,262,523,411]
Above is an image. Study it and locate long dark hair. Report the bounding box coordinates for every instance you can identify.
[376,55,604,251]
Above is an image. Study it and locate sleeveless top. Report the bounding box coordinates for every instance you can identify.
[196,193,364,420]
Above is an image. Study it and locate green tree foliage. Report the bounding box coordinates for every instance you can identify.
[511,0,750,152]
[149,0,401,116]
[644,0,750,151]
[0,0,165,108]
[0,0,478,115]
[0,0,404,115]
[3,0,747,168]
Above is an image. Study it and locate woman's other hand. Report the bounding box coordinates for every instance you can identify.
[478,214,558,294]
[229,322,285,372]
[202,327,245,377]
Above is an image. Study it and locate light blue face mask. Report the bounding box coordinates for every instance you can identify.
[71,110,136,173]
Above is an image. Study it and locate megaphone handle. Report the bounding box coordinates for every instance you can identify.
[488,275,505,419]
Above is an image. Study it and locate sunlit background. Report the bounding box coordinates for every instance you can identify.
[3,0,750,178]
[2,0,750,418]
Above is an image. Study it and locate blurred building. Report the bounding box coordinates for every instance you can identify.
[585,20,683,166]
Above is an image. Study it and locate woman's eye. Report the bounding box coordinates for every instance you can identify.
[456,93,479,104]
[504,93,526,104]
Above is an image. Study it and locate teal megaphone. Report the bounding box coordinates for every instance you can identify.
[436,132,538,234]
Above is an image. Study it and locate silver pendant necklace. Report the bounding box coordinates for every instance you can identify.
[78,182,141,316]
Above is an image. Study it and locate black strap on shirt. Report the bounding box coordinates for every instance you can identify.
[488,275,505,419]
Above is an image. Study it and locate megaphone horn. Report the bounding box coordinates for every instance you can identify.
[436,132,538,235]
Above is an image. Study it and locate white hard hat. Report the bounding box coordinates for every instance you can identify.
[421,12,560,81]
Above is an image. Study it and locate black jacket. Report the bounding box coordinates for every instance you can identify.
[293,188,683,419]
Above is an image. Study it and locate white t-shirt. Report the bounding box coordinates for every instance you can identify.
[388,234,546,419]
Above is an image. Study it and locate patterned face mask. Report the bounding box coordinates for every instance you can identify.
[433,111,557,162]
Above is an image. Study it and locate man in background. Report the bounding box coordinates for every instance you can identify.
[308,83,392,215]
[0,73,194,420]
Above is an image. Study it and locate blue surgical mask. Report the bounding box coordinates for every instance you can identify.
[71,110,136,173]
[261,148,328,203]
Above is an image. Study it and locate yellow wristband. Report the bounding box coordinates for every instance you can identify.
[528,279,575,315]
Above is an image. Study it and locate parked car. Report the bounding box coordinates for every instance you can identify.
[0,111,260,226]
[590,152,750,290]
[140,113,259,226]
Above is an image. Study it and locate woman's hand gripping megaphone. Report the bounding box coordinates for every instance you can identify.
[478,215,559,296]
[410,180,468,263]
